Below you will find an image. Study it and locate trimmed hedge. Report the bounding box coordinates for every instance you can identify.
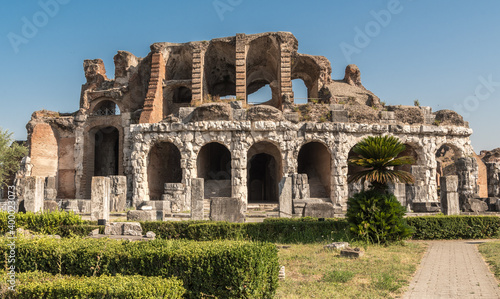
[0,271,185,299]
[141,218,350,243]
[141,216,500,242]
[0,237,279,298]
[406,216,500,240]
[0,211,84,235]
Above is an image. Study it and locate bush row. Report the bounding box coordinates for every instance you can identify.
[406,216,500,240]
[0,271,185,299]
[0,211,84,235]
[0,237,279,298]
[2,211,499,241]
[141,218,350,243]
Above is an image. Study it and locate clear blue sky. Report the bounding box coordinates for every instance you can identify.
[1,0,499,152]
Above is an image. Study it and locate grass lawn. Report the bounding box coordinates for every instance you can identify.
[478,241,500,284]
[276,242,427,299]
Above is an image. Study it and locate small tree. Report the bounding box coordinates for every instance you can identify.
[348,135,415,192]
[0,128,28,188]
[346,135,415,244]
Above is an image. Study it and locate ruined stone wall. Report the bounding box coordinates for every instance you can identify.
[22,32,480,215]
[128,119,474,210]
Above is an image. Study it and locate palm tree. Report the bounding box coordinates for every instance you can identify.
[348,135,415,192]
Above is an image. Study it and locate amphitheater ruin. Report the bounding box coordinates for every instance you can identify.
[8,32,500,221]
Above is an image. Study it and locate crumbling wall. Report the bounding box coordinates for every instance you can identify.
[129,118,474,211]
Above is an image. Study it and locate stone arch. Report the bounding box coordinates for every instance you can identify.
[93,126,120,176]
[204,41,236,99]
[147,142,182,201]
[435,143,463,193]
[297,141,331,198]
[246,36,280,107]
[83,125,123,198]
[247,141,282,203]
[436,143,462,178]
[197,142,232,199]
[163,82,193,116]
[394,143,420,173]
[90,99,121,116]
[172,86,192,104]
[291,55,321,101]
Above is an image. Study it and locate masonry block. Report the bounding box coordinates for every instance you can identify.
[109,175,127,212]
[191,178,204,220]
[279,177,293,218]
[23,176,45,213]
[90,177,110,221]
[210,197,244,223]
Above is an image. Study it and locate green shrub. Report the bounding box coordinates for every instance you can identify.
[346,190,413,244]
[406,216,500,240]
[0,271,185,299]
[57,225,104,237]
[0,238,279,298]
[0,211,84,235]
[141,218,350,244]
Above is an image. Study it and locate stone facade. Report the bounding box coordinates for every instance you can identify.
[20,32,485,219]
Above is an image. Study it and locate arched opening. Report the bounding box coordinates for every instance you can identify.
[247,141,282,203]
[204,41,236,99]
[94,126,119,176]
[247,83,272,105]
[148,142,182,201]
[92,100,120,116]
[197,142,232,199]
[173,86,192,104]
[395,144,419,173]
[298,142,331,198]
[246,36,280,108]
[292,79,308,104]
[291,54,321,102]
[435,144,461,194]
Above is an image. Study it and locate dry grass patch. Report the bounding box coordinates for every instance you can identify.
[478,241,500,284]
[276,242,427,299]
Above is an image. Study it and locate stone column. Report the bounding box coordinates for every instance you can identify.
[279,177,293,218]
[231,131,248,211]
[440,175,459,215]
[279,43,293,107]
[192,44,207,104]
[109,175,127,212]
[91,176,110,221]
[456,157,478,210]
[486,162,500,197]
[191,178,204,220]
[235,33,248,103]
[44,176,57,200]
[23,176,45,212]
[331,143,349,211]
